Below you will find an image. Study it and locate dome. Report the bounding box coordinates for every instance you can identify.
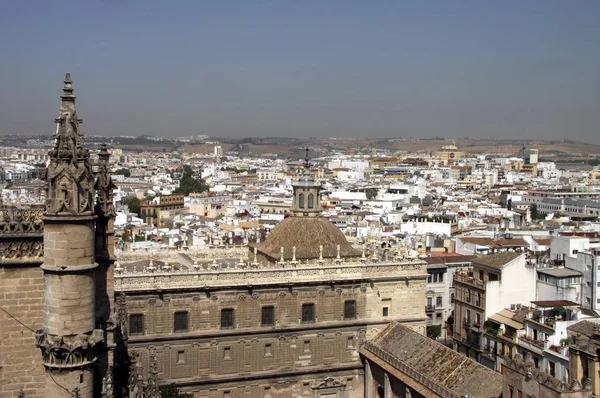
[253,216,361,262]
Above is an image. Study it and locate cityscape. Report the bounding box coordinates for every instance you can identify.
[1,2,600,398]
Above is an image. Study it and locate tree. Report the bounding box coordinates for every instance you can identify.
[365,188,378,200]
[114,168,131,177]
[426,325,442,340]
[123,196,141,215]
[159,384,193,398]
[530,204,547,220]
[174,165,209,195]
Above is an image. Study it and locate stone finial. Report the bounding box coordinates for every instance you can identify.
[292,246,297,262]
[336,244,341,259]
[147,259,156,272]
[101,366,114,397]
[114,261,123,274]
[253,247,258,263]
[280,246,285,263]
[319,245,323,261]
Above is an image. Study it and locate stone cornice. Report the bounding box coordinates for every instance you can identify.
[115,261,428,292]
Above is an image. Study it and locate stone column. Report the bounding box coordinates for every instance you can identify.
[384,372,393,398]
[365,359,376,398]
[38,218,101,398]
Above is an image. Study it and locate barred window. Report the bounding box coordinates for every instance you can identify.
[129,314,144,335]
[261,306,274,327]
[174,311,188,332]
[344,300,356,320]
[302,303,315,323]
[221,308,235,329]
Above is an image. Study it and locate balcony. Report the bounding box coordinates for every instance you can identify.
[454,272,485,289]
[463,318,472,329]
[425,305,436,312]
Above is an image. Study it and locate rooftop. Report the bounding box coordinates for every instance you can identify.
[361,322,503,398]
[472,251,524,270]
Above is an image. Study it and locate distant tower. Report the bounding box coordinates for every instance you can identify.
[291,147,322,217]
[214,145,223,157]
[36,74,103,397]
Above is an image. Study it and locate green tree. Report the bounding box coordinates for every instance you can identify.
[530,204,547,220]
[114,168,131,177]
[365,188,379,200]
[123,196,141,215]
[174,165,209,195]
[427,325,442,340]
[159,384,193,398]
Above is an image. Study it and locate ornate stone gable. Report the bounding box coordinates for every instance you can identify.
[44,73,95,218]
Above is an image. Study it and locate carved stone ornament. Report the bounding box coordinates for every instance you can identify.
[311,376,347,390]
[238,294,246,301]
[0,239,43,260]
[278,291,287,297]
[0,205,44,236]
[94,144,116,218]
[251,293,259,300]
[45,74,95,218]
[35,329,104,369]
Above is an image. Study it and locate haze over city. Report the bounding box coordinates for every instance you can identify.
[1,1,599,141]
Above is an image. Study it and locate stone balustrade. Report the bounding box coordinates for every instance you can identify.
[114,259,427,291]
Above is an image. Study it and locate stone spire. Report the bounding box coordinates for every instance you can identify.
[45,73,95,217]
[37,74,102,398]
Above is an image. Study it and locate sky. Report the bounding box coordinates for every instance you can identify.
[0,1,599,141]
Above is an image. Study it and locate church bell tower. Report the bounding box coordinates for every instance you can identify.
[36,73,103,397]
[291,147,323,217]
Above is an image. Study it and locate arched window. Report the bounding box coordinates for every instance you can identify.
[299,193,305,209]
[308,193,314,209]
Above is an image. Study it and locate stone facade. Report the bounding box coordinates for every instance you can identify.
[504,353,591,398]
[116,249,427,397]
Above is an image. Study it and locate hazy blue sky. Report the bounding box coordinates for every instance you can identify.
[1,1,599,141]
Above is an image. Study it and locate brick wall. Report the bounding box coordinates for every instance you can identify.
[0,265,45,397]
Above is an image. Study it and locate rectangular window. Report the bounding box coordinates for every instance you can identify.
[223,347,232,361]
[344,300,357,320]
[347,336,354,348]
[177,350,186,365]
[261,306,275,327]
[302,303,315,323]
[264,343,273,357]
[129,314,144,335]
[382,307,389,317]
[174,311,189,332]
[221,308,235,329]
[436,296,442,306]
[303,340,311,353]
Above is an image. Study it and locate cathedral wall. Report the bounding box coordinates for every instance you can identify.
[0,265,45,398]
